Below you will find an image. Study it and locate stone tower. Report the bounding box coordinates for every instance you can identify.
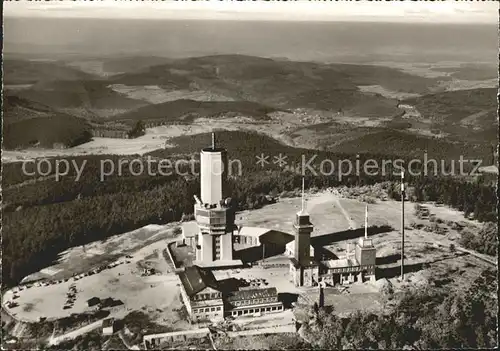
[294,178,314,265]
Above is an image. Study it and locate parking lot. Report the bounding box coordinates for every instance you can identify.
[3,240,181,323]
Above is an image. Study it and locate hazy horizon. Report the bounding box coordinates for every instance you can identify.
[4,1,498,23]
[4,18,498,65]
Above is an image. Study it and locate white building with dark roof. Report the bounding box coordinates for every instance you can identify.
[178,265,284,322]
[178,265,224,322]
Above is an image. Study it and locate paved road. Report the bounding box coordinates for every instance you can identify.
[48,319,103,346]
[48,309,129,346]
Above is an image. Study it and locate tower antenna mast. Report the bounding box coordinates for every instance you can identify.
[365,204,368,239]
[212,132,215,150]
[301,177,305,212]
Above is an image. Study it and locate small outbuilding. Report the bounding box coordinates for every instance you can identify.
[102,318,115,336]
[87,297,100,307]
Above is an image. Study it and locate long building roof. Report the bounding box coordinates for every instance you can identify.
[227,287,278,302]
[178,265,220,297]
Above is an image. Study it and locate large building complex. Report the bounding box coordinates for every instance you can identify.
[178,266,283,322]
[177,136,377,323]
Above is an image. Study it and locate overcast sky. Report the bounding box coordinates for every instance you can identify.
[4,0,498,23]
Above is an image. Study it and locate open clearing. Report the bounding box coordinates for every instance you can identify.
[110,85,235,104]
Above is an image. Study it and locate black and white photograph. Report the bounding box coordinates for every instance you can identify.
[1,1,498,350]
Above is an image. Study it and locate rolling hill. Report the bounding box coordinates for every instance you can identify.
[13,79,147,118]
[109,55,435,116]
[402,88,497,127]
[3,59,92,85]
[2,54,497,160]
[112,99,284,124]
[3,94,92,149]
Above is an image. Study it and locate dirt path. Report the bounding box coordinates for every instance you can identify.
[330,189,357,229]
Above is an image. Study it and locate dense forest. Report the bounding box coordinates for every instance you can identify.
[2,131,497,286]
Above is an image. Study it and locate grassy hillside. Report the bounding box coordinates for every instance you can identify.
[3,94,92,149]
[3,115,92,149]
[3,94,54,124]
[402,88,497,126]
[100,56,176,74]
[15,79,147,117]
[3,59,92,85]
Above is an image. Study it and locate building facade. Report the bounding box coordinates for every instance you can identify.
[178,266,225,322]
[102,318,115,336]
[290,257,320,287]
[320,206,377,285]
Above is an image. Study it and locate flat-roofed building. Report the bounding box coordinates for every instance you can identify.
[178,266,224,322]
[102,318,115,336]
[182,222,199,248]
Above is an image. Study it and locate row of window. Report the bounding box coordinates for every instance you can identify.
[196,217,226,225]
[233,297,276,306]
[231,305,283,316]
[193,306,222,314]
[330,265,374,274]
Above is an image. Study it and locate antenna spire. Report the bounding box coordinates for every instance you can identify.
[301,177,305,212]
[365,204,368,239]
[212,132,215,149]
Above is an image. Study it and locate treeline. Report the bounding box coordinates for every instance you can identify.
[302,268,497,349]
[387,175,496,256]
[3,178,197,286]
[459,222,497,256]
[387,176,497,223]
